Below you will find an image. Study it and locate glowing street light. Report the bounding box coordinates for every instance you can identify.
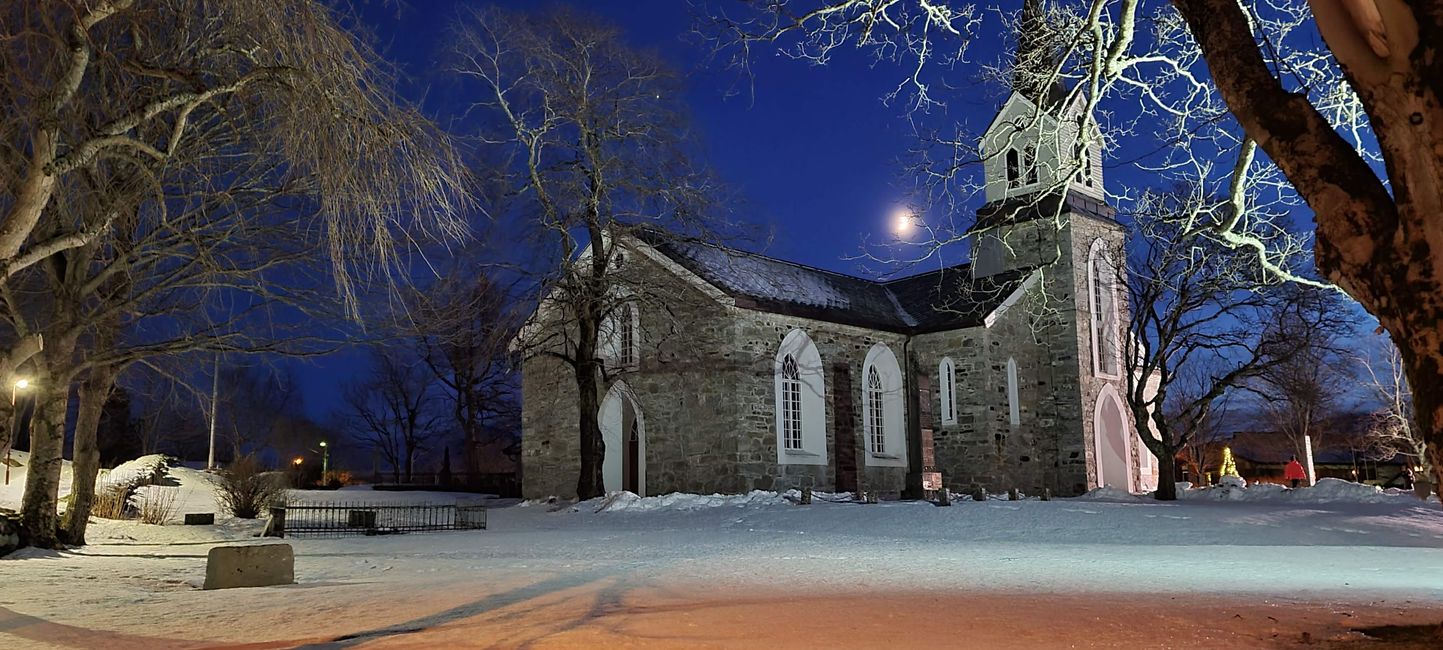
[318,440,329,475]
[292,457,303,467]
[5,377,32,485]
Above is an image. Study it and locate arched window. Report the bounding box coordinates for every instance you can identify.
[775,330,828,465]
[866,367,885,454]
[1006,357,1021,426]
[1088,239,1121,378]
[938,357,957,426]
[1023,144,1038,185]
[603,301,639,369]
[780,355,802,451]
[861,343,907,467]
[618,302,637,366]
[1005,148,1021,188]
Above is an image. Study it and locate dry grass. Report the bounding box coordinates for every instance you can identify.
[92,486,131,520]
[137,486,180,525]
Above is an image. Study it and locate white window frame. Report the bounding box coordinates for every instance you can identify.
[775,329,828,465]
[866,367,885,454]
[780,354,803,451]
[603,301,640,370]
[938,357,957,426]
[1087,239,1122,379]
[861,343,907,468]
[1006,357,1021,426]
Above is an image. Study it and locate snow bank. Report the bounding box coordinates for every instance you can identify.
[0,450,77,510]
[1174,478,1415,504]
[587,490,789,513]
[97,454,170,492]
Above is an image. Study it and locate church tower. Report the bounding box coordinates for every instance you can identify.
[967,0,1152,494]
[971,0,1110,279]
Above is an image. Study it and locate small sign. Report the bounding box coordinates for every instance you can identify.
[922,472,943,491]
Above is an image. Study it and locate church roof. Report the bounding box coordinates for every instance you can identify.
[637,232,1033,334]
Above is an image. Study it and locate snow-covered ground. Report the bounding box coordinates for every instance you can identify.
[3,473,1443,648]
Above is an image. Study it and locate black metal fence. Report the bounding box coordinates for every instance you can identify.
[267,501,488,538]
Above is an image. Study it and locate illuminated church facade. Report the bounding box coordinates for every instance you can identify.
[518,9,1158,500]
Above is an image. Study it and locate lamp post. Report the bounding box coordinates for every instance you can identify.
[319,440,329,476]
[5,377,31,486]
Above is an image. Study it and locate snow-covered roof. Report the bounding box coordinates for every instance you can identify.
[638,231,1033,334]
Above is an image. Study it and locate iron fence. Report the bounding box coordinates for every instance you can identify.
[268,501,488,538]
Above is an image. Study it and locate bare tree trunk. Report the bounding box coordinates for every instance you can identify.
[1152,450,1179,501]
[18,335,76,548]
[574,306,605,499]
[61,365,117,545]
[1402,350,1443,506]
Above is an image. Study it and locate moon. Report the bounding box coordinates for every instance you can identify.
[891,207,917,238]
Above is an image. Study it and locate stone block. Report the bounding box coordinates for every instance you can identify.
[204,543,295,590]
[184,513,215,526]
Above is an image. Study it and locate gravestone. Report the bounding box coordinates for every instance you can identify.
[204,543,294,590]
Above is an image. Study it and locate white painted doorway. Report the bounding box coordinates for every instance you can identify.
[600,382,645,496]
[1093,385,1133,491]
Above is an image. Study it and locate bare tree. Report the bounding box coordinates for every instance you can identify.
[1123,191,1349,500]
[2,1,470,547]
[451,8,719,499]
[1356,338,1425,473]
[402,263,519,477]
[1171,364,1233,486]
[340,349,443,483]
[1250,310,1353,470]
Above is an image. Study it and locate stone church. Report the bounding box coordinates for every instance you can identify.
[519,23,1159,500]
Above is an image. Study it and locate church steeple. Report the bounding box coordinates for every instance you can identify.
[1011,0,1064,110]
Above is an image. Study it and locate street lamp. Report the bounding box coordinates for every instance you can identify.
[318,440,329,476]
[4,377,31,486]
[292,457,303,467]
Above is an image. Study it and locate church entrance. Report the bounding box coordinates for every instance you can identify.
[600,382,645,496]
[1093,386,1132,491]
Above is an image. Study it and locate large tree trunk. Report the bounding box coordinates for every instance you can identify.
[18,336,76,548]
[1152,449,1179,501]
[1400,346,1443,505]
[60,365,117,545]
[575,355,605,500]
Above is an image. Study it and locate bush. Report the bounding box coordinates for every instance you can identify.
[135,486,180,525]
[212,455,285,518]
[321,470,355,489]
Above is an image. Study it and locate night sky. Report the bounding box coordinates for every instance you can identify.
[291,0,1027,423]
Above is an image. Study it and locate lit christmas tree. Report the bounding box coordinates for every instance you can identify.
[1219,446,1240,478]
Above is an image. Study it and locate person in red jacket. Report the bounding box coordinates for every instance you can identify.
[1284,456,1308,488]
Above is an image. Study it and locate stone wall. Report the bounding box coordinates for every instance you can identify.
[520,244,743,499]
[729,311,912,496]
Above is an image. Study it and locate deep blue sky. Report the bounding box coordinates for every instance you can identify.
[291,0,1025,423]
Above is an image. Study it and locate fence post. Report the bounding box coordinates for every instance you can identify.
[265,506,286,538]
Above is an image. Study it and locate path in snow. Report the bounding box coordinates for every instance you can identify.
[2,490,1442,648]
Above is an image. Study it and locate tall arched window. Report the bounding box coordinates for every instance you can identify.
[866,367,885,453]
[780,355,802,451]
[938,357,957,426]
[775,330,827,465]
[861,343,907,467]
[1023,144,1038,185]
[1088,239,1121,378]
[602,299,639,369]
[618,302,637,366]
[1005,148,1021,188]
[1006,357,1021,426]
